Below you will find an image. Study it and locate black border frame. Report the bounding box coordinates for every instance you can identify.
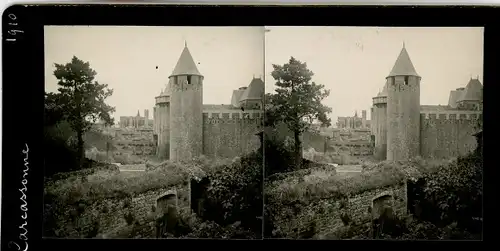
[2,4,497,250]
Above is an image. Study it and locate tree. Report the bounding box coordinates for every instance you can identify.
[267,57,332,168]
[49,56,115,168]
[44,92,65,127]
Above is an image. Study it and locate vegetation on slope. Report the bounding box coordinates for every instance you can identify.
[264,143,482,239]
[43,152,263,239]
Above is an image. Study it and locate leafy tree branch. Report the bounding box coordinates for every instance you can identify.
[266,57,332,168]
[47,56,115,168]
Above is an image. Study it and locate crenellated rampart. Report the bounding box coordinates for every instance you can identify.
[202,111,263,159]
[420,111,481,159]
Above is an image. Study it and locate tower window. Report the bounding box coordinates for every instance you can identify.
[404,76,409,85]
[187,75,192,85]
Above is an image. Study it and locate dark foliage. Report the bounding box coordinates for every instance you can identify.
[43,131,79,177]
[408,151,482,235]
[264,134,296,177]
[199,151,263,238]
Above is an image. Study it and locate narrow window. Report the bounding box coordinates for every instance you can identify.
[187,75,192,85]
[404,76,409,85]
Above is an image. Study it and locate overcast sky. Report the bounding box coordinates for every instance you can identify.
[265,26,484,122]
[44,26,265,119]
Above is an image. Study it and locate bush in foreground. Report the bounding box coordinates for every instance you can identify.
[265,150,482,239]
[415,152,482,235]
[202,151,263,238]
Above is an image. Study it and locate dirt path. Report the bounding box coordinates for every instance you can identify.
[118,163,146,172]
[335,165,362,173]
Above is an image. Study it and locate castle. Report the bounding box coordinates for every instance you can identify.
[370,44,483,161]
[153,44,264,161]
[119,110,152,128]
[337,110,371,130]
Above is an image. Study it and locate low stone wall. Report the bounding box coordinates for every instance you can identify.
[346,182,407,225]
[314,183,406,237]
[270,182,407,239]
[45,185,189,238]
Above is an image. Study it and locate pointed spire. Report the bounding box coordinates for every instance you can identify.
[170,44,202,77]
[403,41,405,48]
[185,40,187,47]
[387,45,419,77]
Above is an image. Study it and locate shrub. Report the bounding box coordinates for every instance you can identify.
[44,161,189,210]
[264,157,448,239]
[264,135,296,177]
[202,151,263,238]
[44,120,119,176]
[44,123,79,176]
[417,152,482,233]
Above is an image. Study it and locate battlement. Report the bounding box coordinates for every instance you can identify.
[203,110,263,124]
[373,96,387,105]
[155,95,170,104]
[420,111,482,120]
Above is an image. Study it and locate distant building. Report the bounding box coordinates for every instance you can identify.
[119,110,153,128]
[337,110,370,129]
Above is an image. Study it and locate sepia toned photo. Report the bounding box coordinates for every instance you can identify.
[263,27,483,240]
[43,26,264,239]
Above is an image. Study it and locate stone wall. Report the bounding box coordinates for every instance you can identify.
[345,183,407,225]
[420,113,479,159]
[114,129,156,157]
[302,131,328,153]
[270,122,330,153]
[202,112,262,158]
[372,102,387,160]
[45,186,189,239]
[272,182,407,239]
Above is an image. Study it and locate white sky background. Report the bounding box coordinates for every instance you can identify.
[44,26,265,120]
[264,26,484,122]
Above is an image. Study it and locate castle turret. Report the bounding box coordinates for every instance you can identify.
[169,43,204,161]
[361,110,367,128]
[386,44,421,161]
[238,77,265,110]
[144,109,149,126]
[372,83,388,160]
[155,86,171,159]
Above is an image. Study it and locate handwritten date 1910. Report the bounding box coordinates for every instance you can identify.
[5,13,24,42]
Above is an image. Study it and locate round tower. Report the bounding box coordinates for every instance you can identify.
[169,43,204,162]
[372,84,388,160]
[386,44,421,161]
[155,86,171,159]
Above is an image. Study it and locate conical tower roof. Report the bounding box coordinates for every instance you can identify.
[377,82,388,97]
[160,82,171,97]
[170,43,202,77]
[448,89,462,108]
[239,77,265,101]
[387,45,419,77]
[460,78,483,101]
